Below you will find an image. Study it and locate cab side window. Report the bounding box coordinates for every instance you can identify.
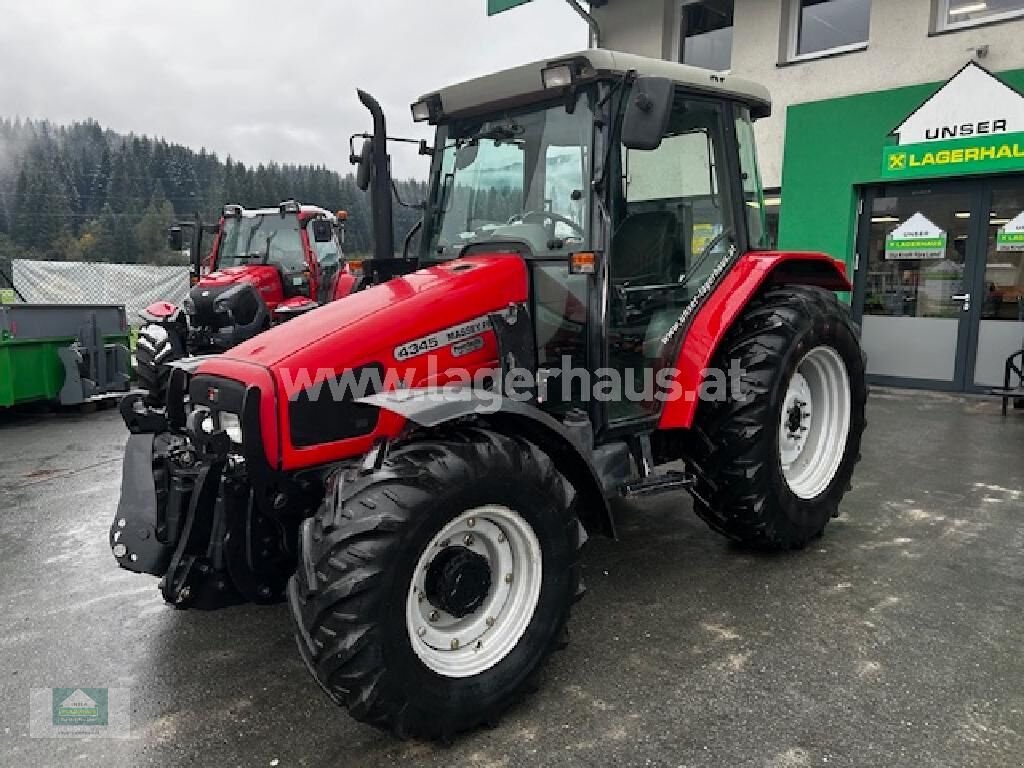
[616,99,734,290]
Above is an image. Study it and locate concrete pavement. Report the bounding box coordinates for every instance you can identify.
[1,390,1022,767]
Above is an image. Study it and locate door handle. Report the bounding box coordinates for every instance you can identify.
[951,293,971,311]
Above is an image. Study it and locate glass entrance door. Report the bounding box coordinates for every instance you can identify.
[971,181,1024,388]
[855,176,1024,391]
[856,184,979,389]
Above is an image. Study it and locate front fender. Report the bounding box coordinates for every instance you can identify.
[360,389,616,539]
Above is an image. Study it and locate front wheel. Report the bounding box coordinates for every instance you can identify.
[686,286,867,550]
[134,323,186,406]
[288,428,583,740]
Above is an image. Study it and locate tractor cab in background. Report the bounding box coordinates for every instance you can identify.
[135,201,356,401]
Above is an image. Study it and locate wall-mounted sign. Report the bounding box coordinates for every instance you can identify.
[882,63,1024,180]
[997,211,1024,252]
[885,213,948,260]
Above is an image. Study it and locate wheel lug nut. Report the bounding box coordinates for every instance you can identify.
[429,610,439,622]
[451,638,460,650]
[505,573,513,584]
[467,518,475,528]
[463,534,474,546]
[497,532,506,543]
[439,538,450,548]
[486,617,495,627]
[417,627,426,637]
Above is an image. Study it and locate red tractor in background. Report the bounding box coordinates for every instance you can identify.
[111,51,868,740]
[135,200,357,402]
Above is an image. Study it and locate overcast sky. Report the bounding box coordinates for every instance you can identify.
[0,0,586,178]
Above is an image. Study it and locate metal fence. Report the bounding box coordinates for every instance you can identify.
[12,260,189,323]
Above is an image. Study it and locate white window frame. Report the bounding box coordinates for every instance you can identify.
[676,0,734,73]
[781,0,870,64]
[934,0,1024,32]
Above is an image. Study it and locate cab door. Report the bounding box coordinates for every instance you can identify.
[604,96,744,424]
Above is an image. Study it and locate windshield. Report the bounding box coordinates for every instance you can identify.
[426,95,594,259]
[217,214,306,272]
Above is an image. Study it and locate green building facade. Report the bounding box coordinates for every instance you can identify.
[778,65,1024,392]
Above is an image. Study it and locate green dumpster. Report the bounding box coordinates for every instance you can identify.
[0,304,132,407]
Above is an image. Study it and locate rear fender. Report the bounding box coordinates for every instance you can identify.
[658,250,850,430]
[360,388,616,539]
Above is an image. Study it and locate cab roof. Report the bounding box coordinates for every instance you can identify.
[419,48,772,123]
[230,204,337,222]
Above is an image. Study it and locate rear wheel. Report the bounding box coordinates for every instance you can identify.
[686,286,867,550]
[288,427,583,740]
[135,323,186,406]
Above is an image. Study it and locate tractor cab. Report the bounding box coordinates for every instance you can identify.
[402,49,774,427]
[200,201,350,316]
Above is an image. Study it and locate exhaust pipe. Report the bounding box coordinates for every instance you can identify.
[357,89,395,263]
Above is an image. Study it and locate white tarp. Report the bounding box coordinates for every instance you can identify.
[13,260,189,324]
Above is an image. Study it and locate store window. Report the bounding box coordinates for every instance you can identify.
[936,0,1024,31]
[784,0,871,61]
[680,0,734,71]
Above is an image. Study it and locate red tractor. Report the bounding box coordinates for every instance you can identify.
[134,201,357,402]
[111,51,867,740]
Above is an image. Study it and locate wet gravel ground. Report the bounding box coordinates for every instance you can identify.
[1,389,1022,767]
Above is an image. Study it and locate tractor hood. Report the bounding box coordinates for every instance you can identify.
[198,265,281,296]
[201,255,530,372]
[193,254,530,470]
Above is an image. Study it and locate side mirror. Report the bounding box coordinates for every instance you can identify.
[311,218,333,242]
[166,226,184,251]
[355,139,373,192]
[621,76,674,151]
[455,142,479,171]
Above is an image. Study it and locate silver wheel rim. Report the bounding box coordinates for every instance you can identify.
[779,345,852,500]
[405,505,542,678]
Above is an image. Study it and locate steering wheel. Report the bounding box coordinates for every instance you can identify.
[510,210,586,240]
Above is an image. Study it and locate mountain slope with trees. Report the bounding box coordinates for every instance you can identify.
[0,117,427,280]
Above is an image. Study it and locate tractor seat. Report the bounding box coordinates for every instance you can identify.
[610,211,677,287]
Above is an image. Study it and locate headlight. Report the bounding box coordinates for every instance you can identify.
[219,412,242,445]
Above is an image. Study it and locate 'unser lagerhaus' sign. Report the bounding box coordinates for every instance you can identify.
[882,62,1024,180]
